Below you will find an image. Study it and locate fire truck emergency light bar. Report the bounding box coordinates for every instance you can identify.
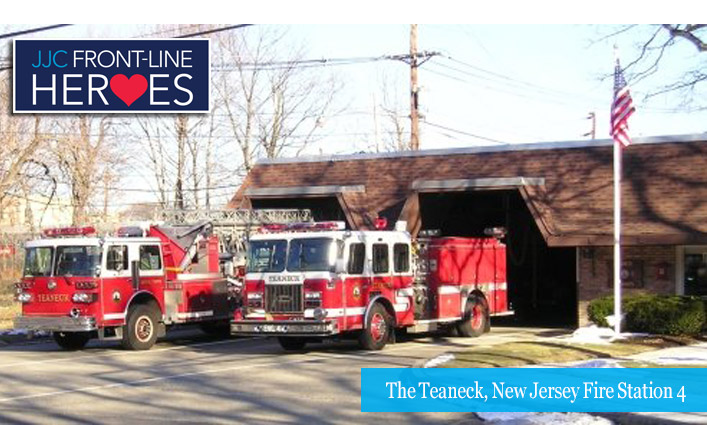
[260,221,346,233]
[42,226,96,237]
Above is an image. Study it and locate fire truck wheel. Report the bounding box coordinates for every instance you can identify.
[52,331,91,350]
[359,303,392,350]
[277,337,307,351]
[457,297,488,338]
[122,304,159,350]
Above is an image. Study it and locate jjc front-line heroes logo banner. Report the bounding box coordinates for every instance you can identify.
[13,39,210,113]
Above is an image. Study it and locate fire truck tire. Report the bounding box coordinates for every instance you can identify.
[457,297,488,338]
[52,331,91,350]
[122,304,159,350]
[359,303,392,350]
[277,337,307,351]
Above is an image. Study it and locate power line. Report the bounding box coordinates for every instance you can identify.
[0,24,254,72]
[424,63,586,108]
[136,24,205,39]
[2,190,234,209]
[0,24,72,39]
[422,121,505,145]
[175,24,253,38]
[17,172,243,194]
[439,55,682,114]
[213,54,405,71]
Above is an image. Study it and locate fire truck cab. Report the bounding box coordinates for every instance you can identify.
[15,223,233,350]
[231,221,509,351]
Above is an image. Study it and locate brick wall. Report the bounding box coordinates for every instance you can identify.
[577,245,676,326]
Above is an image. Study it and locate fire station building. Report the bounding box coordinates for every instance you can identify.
[229,134,707,326]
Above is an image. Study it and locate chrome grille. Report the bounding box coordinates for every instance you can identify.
[265,284,303,313]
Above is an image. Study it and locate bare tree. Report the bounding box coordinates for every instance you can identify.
[136,112,215,211]
[606,25,707,109]
[213,26,339,173]
[53,116,118,225]
[0,60,56,226]
[374,74,412,152]
[137,116,170,209]
[0,116,46,208]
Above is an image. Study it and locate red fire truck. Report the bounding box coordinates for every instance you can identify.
[231,221,509,350]
[14,222,234,350]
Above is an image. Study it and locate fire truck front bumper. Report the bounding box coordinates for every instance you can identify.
[14,315,97,333]
[231,319,338,337]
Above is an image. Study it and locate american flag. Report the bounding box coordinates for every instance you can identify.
[611,58,635,147]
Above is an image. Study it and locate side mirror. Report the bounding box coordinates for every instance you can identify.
[334,259,346,274]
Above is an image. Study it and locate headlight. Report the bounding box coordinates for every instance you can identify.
[305,291,322,300]
[72,292,96,303]
[313,307,328,321]
[305,291,322,308]
[247,292,263,308]
[16,292,32,303]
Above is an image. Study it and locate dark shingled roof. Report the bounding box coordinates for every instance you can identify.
[229,134,707,246]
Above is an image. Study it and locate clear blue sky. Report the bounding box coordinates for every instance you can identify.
[6,24,705,152]
[283,24,707,153]
[3,23,706,208]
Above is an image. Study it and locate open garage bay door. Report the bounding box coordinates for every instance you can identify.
[246,185,363,228]
[410,180,577,327]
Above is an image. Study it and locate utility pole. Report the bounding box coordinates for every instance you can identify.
[583,112,596,139]
[410,24,420,150]
[373,92,380,152]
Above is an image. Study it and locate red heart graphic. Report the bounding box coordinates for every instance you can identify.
[110,74,148,107]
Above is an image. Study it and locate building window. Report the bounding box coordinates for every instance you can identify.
[372,244,389,274]
[684,251,707,296]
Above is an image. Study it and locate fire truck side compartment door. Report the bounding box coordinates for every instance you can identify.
[164,290,182,323]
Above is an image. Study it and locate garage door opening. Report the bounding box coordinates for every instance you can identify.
[251,197,349,226]
[418,190,577,327]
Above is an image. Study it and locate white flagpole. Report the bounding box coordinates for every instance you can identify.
[613,137,622,336]
[613,45,623,337]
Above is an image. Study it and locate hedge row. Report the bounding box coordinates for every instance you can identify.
[587,294,706,336]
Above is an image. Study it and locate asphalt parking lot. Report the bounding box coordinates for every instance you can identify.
[0,325,562,424]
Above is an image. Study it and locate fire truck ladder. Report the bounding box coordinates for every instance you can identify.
[157,209,312,256]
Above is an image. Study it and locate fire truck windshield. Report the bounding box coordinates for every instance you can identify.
[23,247,53,277]
[247,240,287,273]
[55,246,101,277]
[287,238,340,272]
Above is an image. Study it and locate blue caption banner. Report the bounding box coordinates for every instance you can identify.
[361,368,707,412]
[14,39,209,113]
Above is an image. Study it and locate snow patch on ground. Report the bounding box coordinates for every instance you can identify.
[629,342,707,365]
[564,326,615,345]
[478,412,612,424]
[650,356,707,365]
[569,359,624,368]
[558,326,649,345]
[423,353,455,368]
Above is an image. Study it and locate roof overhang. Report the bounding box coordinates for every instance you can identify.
[245,185,365,198]
[256,133,706,166]
[412,177,545,192]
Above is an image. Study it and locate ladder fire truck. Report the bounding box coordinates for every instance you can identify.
[231,220,510,350]
[14,209,312,350]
